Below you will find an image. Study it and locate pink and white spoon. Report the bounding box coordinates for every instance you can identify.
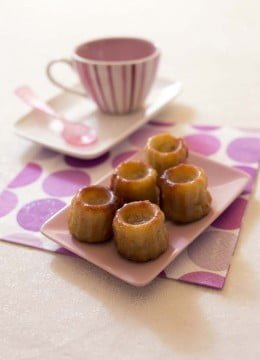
[15,86,97,147]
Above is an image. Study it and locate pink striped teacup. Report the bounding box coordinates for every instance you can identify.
[46,37,160,114]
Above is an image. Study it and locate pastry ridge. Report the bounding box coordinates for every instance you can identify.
[113,200,168,262]
[160,164,212,223]
[111,160,159,204]
[68,185,119,243]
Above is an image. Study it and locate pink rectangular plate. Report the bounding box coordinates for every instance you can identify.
[41,151,249,286]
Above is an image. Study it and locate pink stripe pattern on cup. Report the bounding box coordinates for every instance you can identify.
[75,57,159,114]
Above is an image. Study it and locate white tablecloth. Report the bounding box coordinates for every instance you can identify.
[1,1,259,359]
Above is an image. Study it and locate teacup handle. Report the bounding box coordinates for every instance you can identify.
[46,58,86,97]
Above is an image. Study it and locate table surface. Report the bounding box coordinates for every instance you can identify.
[1,1,260,359]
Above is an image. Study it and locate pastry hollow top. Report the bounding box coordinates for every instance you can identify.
[161,163,207,186]
[114,200,164,227]
[112,160,157,182]
[74,185,119,210]
[146,133,187,156]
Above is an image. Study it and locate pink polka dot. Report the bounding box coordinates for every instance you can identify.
[8,163,42,188]
[34,148,59,160]
[212,197,248,230]
[179,272,225,289]
[111,150,137,168]
[42,170,90,197]
[192,125,221,131]
[234,165,257,193]
[184,134,221,156]
[65,152,110,168]
[17,198,66,231]
[128,126,159,147]
[0,190,18,217]
[227,137,260,163]
[149,119,175,127]
[4,233,43,248]
[187,231,237,271]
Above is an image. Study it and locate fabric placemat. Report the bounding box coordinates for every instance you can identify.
[0,121,259,288]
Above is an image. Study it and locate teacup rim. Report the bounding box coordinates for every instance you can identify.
[72,36,160,66]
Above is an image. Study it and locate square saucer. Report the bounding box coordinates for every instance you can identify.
[14,79,181,159]
[41,151,249,287]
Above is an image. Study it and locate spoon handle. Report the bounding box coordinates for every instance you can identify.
[15,86,63,121]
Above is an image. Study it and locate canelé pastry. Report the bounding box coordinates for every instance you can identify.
[113,201,168,262]
[160,164,212,223]
[111,160,159,204]
[68,185,119,243]
[145,133,188,175]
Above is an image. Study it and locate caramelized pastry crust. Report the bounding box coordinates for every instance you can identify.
[68,185,119,242]
[145,133,188,175]
[113,200,168,262]
[111,160,159,204]
[160,164,212,223]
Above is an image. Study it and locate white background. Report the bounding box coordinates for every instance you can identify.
[0,1,260,359]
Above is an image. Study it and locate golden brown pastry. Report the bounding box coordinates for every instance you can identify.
[68,185,119,243]
[160,164,212,223]
[113,201,168,262]
[145,133,188,175]
[111,160,159,204]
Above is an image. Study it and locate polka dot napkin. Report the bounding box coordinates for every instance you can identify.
[0,121,259,289]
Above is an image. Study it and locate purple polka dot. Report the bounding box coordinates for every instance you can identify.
[179,272,225,289]
[128,126,159,147]
[55,247,78,257]
[34,148,59,160]
[212,197,248,230]
[184,134,221,156]
[227,137,260,163]
[192,125,221,131]
[17,198,66,231]
[4,233,43,247]
[159,270,166,278]
[65,152,110,168]
[8,163,42,188]
[149,119,175,127]
[187,231,237,271]
[42,170,90,197]
[111,150,137,168]
[0,190,18,217]
[234,165,257,193]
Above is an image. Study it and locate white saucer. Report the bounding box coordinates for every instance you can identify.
[14,79,182,159]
